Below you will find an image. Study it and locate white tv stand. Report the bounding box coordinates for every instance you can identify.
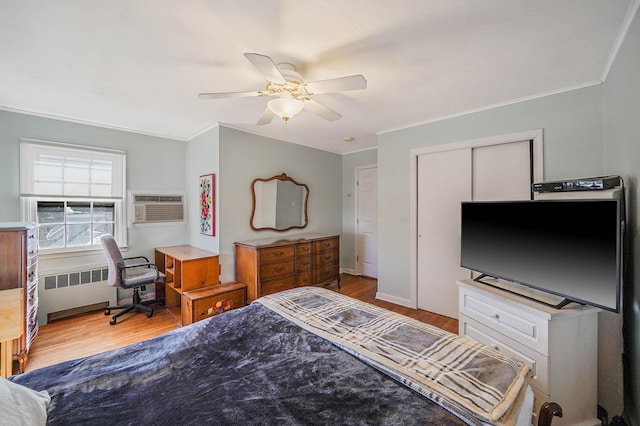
[457,279,600,426]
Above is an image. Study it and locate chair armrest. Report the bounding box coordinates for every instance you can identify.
[117,262,161,282]
[124,255,150,264]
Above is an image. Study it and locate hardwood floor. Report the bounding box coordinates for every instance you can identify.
[24,274,457,373]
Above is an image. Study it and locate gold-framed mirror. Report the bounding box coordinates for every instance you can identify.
[250,173,309,231]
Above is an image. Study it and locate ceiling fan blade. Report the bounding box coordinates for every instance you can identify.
[198,91,262,99]
[305,75,367,95]
[303,99,342,121]
[244,53,286,84]
[256,106,276,125]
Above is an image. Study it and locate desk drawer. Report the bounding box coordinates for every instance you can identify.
[182,284,247,325]
[261,275,295,296]
[460,314,548,394]
[260,246,294,263]
[260,259,295,280]
[459,286,549,355]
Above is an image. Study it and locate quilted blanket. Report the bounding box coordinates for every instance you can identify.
[12,291,471,425]
[256,287,530,425]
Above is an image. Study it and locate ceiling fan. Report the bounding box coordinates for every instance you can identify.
[198,53,367,125]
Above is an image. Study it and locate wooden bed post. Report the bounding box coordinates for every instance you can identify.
[538,402,563,426]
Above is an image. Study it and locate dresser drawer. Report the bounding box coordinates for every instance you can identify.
[26,305,39,349]
[460,314,549,394]
[260,246,295,263]
[26,263,38,291]
[296,270,312,286]
[316,264,339,283]
[296,255,313,271]
[26,227,38,258]
[296,243,312,256]
[260,259,295,280]
[530,385,549,426]
[315,248,339,267]
[261,275,295,296]
[459,285,549,355]
[27,281,38,310]
[314,238,338,252]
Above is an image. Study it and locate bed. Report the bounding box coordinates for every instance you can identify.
[4,287,560,425]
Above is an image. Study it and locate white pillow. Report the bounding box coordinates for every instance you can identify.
[0,376,50,426]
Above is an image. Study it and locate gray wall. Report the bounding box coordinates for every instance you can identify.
[341,149,377,272]
[375,9,640,421]
[186,125,220,254]
[603,6,640,424]
[377,85,604,302]
[0,110,189,274]
[217,126,342,282]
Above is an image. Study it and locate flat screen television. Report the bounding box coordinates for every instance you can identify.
[460,199,623,312]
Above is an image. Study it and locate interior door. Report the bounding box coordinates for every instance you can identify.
[417,149,472,318]
[356,167,378,278]
[417,140,532,319]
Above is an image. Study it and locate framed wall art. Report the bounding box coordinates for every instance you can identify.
[199,173,215,236]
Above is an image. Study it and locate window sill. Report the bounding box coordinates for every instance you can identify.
[39,245,129,260]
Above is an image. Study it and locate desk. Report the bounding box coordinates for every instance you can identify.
[154,245,220,324]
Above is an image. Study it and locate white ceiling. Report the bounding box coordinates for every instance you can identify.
[0,0,636,154]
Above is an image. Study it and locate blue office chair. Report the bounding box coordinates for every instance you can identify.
[100,234,165,325]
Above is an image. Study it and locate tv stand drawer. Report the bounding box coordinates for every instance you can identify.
[460,313,548,394]
[459,284,549,355]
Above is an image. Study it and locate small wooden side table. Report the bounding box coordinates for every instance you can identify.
[0,288,23,378]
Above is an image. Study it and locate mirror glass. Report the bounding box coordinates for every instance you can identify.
[251,173,309,231]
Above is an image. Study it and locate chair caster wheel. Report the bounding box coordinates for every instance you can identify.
[105,309,111,315]
[146,310,153,318]
[109,318,116,325]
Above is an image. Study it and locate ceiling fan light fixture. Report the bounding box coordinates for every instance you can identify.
[268,95,304,122]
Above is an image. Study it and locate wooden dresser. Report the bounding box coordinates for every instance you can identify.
[0,222,38,374]
[235,233,340,302]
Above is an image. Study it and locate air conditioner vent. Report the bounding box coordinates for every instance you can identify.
[130,193,185,224]
[133,194,183,203]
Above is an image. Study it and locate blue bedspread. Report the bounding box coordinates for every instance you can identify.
[12,299,468,425]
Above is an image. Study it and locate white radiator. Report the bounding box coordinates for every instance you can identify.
[38,265,117,325]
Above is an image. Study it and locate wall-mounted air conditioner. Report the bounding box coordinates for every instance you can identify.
[129,192,185,224]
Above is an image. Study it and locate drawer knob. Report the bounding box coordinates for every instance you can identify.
[492,313,500,320]
[492,345,500,351]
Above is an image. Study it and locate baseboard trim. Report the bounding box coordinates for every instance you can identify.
[375,291,412,308]
[48,301,109,322]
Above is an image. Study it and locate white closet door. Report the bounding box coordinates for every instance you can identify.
[417,149,472,317]
[472,141,532,201]
[417,140,532,319]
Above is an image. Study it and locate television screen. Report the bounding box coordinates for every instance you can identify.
[460,199,622,312]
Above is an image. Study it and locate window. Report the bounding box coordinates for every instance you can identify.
[37,200,116,250]
[20,139,126,254]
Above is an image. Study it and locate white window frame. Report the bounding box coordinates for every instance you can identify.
[20,139,127,257]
